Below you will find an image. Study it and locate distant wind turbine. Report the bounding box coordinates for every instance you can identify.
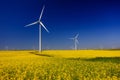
[5,46,8,50]
[25,5,49,52]
[70,46,74,50]
[69,34,79,50]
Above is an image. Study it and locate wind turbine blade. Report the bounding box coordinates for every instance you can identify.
[25,21,38,27]
[39,5,45,21]
[76,39,79,44]
[40,22,49,33]
[75,33,79,38]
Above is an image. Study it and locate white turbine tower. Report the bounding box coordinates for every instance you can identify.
[70,34,79,50]
[25,5,49,52]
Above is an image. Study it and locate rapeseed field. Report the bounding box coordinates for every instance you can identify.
[0,50,120,80]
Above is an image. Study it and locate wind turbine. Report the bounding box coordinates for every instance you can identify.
[5,46,8,50]
[69,34,79,50]
[25,5,49,52]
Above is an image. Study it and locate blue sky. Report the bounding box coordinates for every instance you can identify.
[0,0,120,50]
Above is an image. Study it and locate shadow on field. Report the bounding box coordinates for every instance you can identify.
[67,57,120,63]
[90,49,120,51]
[102,49,120,51]
[29,51,53,57]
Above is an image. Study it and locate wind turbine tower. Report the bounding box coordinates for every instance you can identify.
[25,5,49,52]
[70,34,79,50]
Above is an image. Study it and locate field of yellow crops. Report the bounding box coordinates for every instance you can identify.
[0,50,120,80]
[43,50,120,58]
